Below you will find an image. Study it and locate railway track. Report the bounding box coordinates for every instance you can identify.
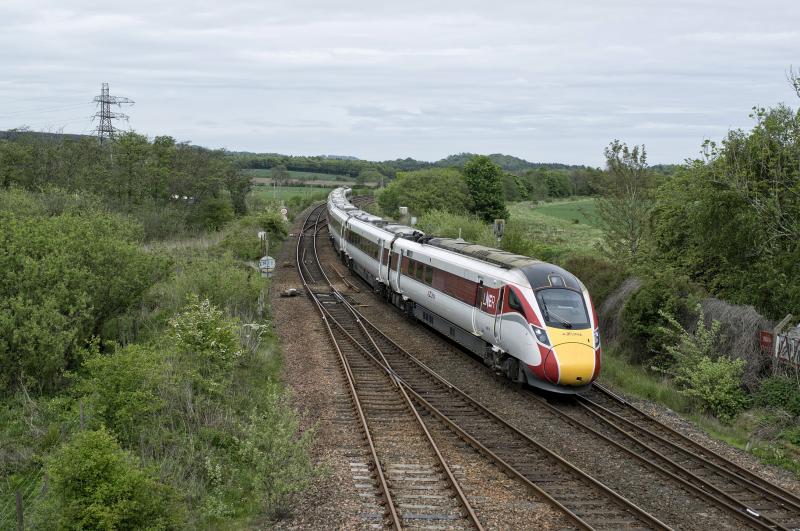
[576,385,800,529]
[513,383,800,530]
[300,203,670,530]
[296,204,482,530]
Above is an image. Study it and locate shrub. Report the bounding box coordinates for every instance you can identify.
[191,197,234,231]
[679,356,749,421]
[0,209,170,394]
[377,168,471,216]
[560,254,627,308]
[217,211,288,261]
[417,209,494,245]
[660,305,750,421]
[235,399,314,519]
[756,376,800,416]
[217,223,263,261]
[256,210,288,242]
[621,272,699,366]
[42,428,182,530]
[79,345,166,445]
[170,297,242,388]
[144,254,265,327]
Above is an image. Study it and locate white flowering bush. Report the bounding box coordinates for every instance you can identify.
[170,296,242,383]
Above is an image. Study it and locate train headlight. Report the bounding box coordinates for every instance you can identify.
[594,328,601,349]
[532,325,550,346]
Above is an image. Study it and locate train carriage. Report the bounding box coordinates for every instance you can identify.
[327,187,600,393]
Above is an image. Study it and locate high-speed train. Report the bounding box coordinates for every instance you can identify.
[327,187,600,393]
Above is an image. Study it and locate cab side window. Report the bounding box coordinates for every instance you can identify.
[508,288,525,316]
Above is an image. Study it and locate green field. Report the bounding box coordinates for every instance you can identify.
[251,184,333,201]
[509,198,602,255]
[532,197,598,227]
[242,168,354,182]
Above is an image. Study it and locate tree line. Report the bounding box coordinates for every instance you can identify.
[0,131,251,238]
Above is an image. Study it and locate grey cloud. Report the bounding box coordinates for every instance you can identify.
[1,0,799,165]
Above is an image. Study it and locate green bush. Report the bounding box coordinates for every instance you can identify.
[217,223,263,261]
[0,207,170,394]
[191,197,234,231]
[755,376,800,416]
[234,399,314,519]
[416,209,494,245]
[41,428,182,530]
[170,297,242,388]
[256,210,289,242]
[560,254,627,308]
[660,305,749,421]
[217,211,288,261]
[79,345,166,446]
[679,356,749,421]
[377,168,471,216]
[140,253,265,332]
[621,272,699,366]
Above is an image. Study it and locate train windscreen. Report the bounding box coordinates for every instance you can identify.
[535,288,590,330]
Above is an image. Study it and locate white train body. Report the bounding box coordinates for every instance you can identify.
[327,187,601,393]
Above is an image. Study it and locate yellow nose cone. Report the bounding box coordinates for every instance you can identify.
[552,342,595,385]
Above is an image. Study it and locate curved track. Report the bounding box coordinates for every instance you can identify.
[300,202,671,531]
[296,204,482,530]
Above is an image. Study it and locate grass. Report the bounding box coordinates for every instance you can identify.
[508,200,603,257]
[599,346,690,413]
[242,169,352,182]
[251,184,333,201]
[534,197,598,227]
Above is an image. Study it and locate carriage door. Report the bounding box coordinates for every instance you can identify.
[493,286,505,342]
[472,279,484,336]
[377,239,384,283]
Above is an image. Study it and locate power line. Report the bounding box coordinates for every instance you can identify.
[91,83,133,144]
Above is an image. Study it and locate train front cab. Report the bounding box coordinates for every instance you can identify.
[513,265,601,394]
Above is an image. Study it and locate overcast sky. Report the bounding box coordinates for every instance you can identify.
[1,1,798,166]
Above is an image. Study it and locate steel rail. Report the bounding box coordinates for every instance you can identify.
[309,211,670,530]
[581,385,800,530]
[308,205,484,531]
[335,305,671,531]
[593,383,800,509]
[295,204,402,529]
[297,203,483,530]
[516,390,784,530]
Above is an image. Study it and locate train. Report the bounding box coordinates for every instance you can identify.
[326,187,600,393]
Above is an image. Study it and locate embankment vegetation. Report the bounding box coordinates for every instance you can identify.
[374,89,800,475]
[0,132,317,527]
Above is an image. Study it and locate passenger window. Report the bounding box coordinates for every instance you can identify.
[415,262,423,280]
[424,266,433,285]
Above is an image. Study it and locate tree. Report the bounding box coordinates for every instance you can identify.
[377,168,471,216]
[647,103,800,318]
[225,169,252,215]
[0,206,170,393]
[271,164,289,186]
[463,155,508,223]
[596,140,654,262]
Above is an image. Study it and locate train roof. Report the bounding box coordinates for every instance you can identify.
[327,187,583,290]
[426,237,539,270]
